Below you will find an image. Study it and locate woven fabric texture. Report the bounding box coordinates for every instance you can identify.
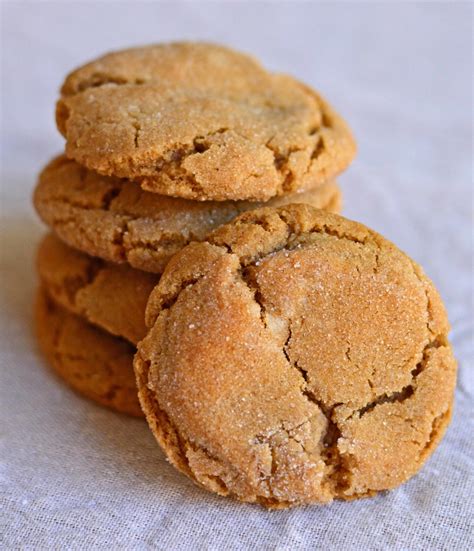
[1,3,472,549]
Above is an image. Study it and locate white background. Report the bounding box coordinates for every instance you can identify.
[1,2,472,549]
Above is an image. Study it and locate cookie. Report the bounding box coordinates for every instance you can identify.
[34,155,342,273]
[35,287,142,417]
[56,42,356,201]
[36,233,158,345]
[135,204,456,508]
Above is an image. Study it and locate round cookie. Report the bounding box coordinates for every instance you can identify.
[37,233,159,345]
[135,204,456,508]
[34,155,342,273]
[56,42,356,201]
[35,287,142,417]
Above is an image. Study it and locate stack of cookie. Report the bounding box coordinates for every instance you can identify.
[33,42,355,416]
[33,42,456,509]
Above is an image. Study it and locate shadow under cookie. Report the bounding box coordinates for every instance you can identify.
[35,286,143,417]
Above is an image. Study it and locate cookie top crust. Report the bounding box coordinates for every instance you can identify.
[56,42,356,201]
[37,233,159,345]
[33,155,341,273]
[135,204,456,508]
[35,287,142,417]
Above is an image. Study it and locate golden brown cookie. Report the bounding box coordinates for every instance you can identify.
[56,42,355,201]
[37,233,158,345]
[34,155,342,273]
[35,287,142,417]
[135,204,456,508]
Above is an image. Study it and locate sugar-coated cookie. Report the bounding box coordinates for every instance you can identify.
[56,42,355,201]
[37,233,158,344]
[34,155,342,273]
[35,287,143,417]
[135,204,456,508]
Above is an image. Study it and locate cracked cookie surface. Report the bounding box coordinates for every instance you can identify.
[34,155,342,273]
[35,286,143,417]
[37,233,159,345]
[135,204,456,508]
[56,42,355,201]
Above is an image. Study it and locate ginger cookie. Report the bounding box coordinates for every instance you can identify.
[34,155,342,273]
[56,42,355,201]
[135,204,456,508]
[37,233,159,345]
[35,287,142,417]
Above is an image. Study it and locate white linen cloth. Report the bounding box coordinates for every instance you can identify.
[1,2,472,549]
